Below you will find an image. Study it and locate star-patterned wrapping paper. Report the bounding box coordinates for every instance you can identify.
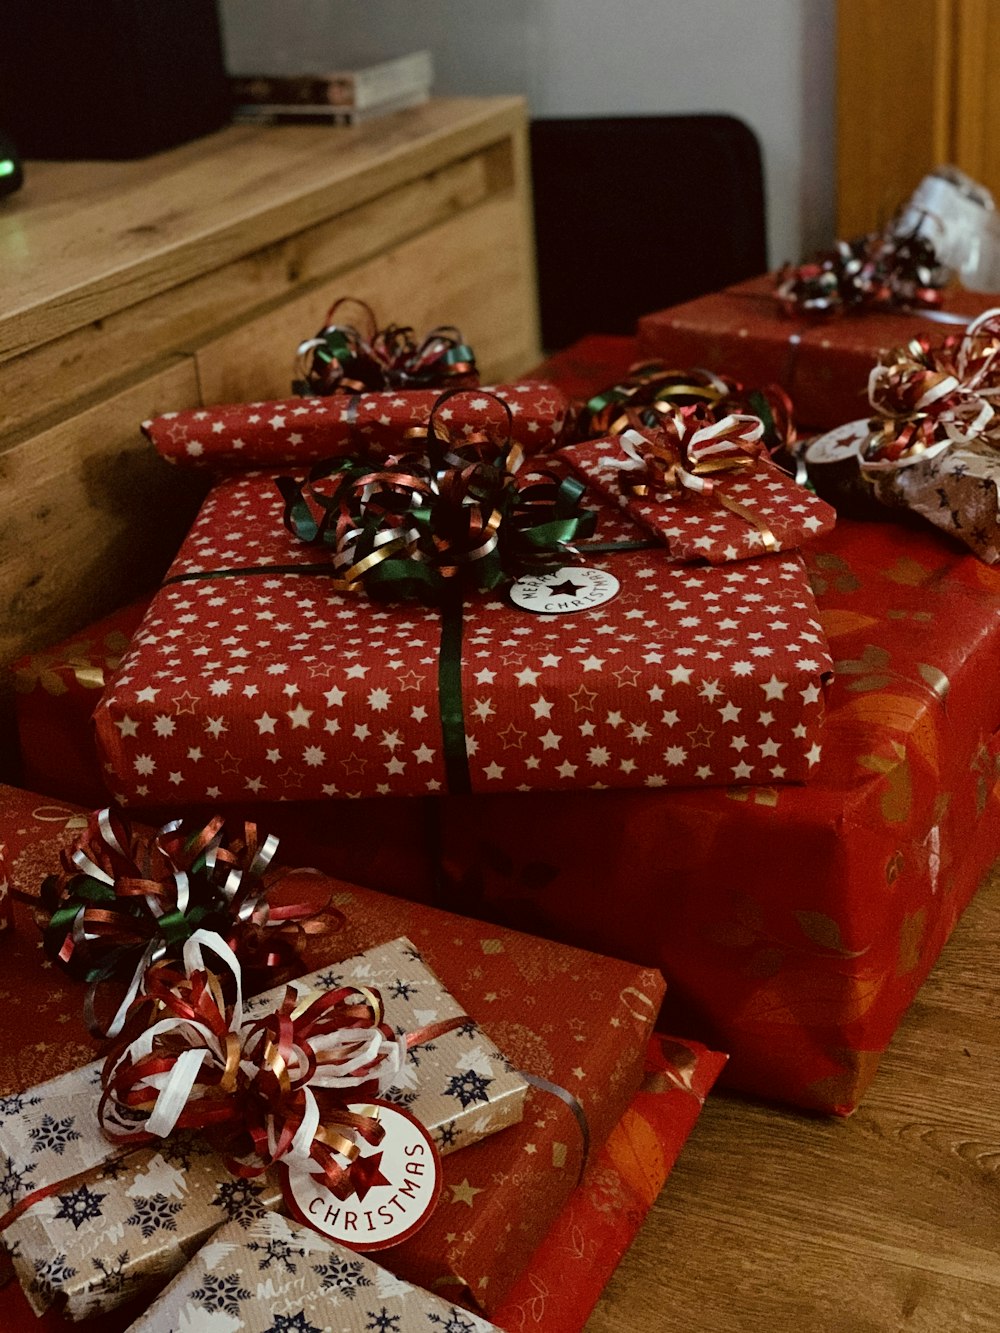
[560,434,836,564]
[126,1213,503,1333]
[143,383,570,470]
[0,782,665,1320]
[93,471,832,805]
[11,598,149,808]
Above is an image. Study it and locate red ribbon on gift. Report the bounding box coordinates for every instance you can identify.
[98,930,407,1199]
[861,306,1000,470]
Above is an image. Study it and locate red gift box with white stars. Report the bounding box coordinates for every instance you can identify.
[561,433,836,564]
[143,382,570,470]
[93,470,832,807]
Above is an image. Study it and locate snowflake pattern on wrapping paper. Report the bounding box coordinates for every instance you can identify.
[192,1271,254,1317]
[126,1192,183,1238]
[427,1309,478,1332]
[365,1309,401,1333]
[0,1093,41,1126]
[28,1114,81,1157]
[209,1178,267,1226]
[91,1251,130,1296]
[29,1253,77,1304]
[247,1233,305,1273]
[0,1153,36,1208]
[314,1251,373,1299]
[159,1130,207,1172]
[263,1312,322,1333]
[388,978,418,1001]
[94,471,831,807]
[444,1069,492,1108]
[54,1182,106,1230]
[435,1119,459,1149]
[395,1023,434,1068]
[380,1086,419,1111]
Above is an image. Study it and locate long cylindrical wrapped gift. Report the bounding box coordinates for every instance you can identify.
[143,382,571,469]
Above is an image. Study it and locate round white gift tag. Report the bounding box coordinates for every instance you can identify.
[285,1100,442,1251]
[509,565,620,614]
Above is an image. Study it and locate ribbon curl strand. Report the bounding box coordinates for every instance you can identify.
[99,929,406,1201]
[861,306,1000,470]
[39,808,335,1039]
[293,296,479,397]
[278,387,598,602]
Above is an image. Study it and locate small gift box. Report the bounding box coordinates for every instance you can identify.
[561,424,835,564]
[94,464,833,802]
[125,1212,503,1332]
[143,381,570,470]
[637,273,1000,432]
[804,308,1000,564]
[0,938,527,1319]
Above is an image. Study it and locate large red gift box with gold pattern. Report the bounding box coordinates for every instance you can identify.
[0,782,669,1326]
[636,274,1000,431]
[92,472,831,803]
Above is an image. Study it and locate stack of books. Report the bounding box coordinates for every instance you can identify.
[231,50,433,125]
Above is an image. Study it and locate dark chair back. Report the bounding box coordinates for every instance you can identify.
[530,115,767,349]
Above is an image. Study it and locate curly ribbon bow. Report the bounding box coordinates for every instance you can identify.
[97,930,417,1201]
[39,808,335,1040]
[577,361,796,465]
[861,306,1000,470]
[775,224,950,319]
[293,297,479,397]
[277,387,598,603]
[607,414,778,551]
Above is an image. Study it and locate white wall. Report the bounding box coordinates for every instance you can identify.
[220,0,837,266]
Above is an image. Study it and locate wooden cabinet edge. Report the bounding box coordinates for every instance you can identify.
[0,98,529,364]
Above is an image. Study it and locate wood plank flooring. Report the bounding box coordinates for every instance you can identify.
[586,864,1000,1332]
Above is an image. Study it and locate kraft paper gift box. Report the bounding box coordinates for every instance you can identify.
[636,274,1000,432]
[143,382,571,470]
[0,784,665,1318]
[0,937,529,1319]
[125,1212,504,1332]
[93,470,832,804]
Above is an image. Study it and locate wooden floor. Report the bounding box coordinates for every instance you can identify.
[586,866,1000,1333]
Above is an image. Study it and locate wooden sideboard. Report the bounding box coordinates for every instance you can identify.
[0,96,541,670]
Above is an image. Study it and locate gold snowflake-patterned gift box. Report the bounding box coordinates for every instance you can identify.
[0,938,527,1320]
